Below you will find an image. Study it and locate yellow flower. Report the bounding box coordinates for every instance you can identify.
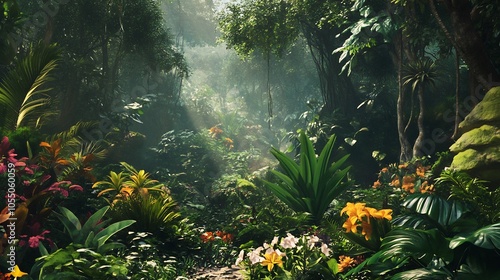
[376,209,393,220]
[367,207,392,221]
[341,202,368,222]
[342,218,358,234]
[361,221,373,240]
[261,251,284,271]
[10,265,28,279]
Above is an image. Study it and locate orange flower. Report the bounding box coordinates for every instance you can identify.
[224,138,234,149]
[381,167,388,173]
[390,178,401,188]
[372,180,381,189]
[222,233,234,243]
[209,126,223,138]
[200,231,215,242]
[402,175,415,193]
[416,166,427,178]
[420,181,435,194]
[398,163,408,169]
[337,255,356,272]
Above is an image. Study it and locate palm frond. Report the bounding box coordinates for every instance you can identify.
[0,42,60,130]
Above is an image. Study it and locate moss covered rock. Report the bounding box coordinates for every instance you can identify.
[450,125,500,152]
[450,86,500,186]
[459,86,500,132]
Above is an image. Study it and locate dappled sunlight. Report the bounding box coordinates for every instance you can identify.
[0,0,499,279]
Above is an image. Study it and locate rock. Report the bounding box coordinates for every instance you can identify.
[450,86,500,186]
[450,125,500,152]
[459,86,500,133]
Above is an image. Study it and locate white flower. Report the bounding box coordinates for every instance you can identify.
[235,249,245,265]
[247,247,265,264]
[274,248,286,257]
[307,235,320,249]
[280,233,299,249]
[320,243,332,257]
[271,236,279,247]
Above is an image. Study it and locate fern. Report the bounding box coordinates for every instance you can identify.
[436,170,500,224]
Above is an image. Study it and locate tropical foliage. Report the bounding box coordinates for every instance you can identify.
[263,131,351,224]
[1,0,500,279]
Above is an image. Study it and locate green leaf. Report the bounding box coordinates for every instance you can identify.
[265,132,350,224]
[40,247,76,269]
[55,206,82,241]
[0,42,60,129]
[402,194,467,228]
[326,258,338,274]
[449,223,500,250]
[380,228,454,265]
[94,220,136,249]
[80,206,110,238]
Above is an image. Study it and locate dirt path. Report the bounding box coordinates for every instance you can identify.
[185,265,244,280]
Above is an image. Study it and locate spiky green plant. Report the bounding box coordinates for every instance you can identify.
[110,194,181,234]
[263,131,351,225]
[0,42,60,130]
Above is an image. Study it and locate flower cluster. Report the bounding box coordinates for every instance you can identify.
[19,224,53,249]
[200,230,233,243]
[337,255,363,273]
[235,233,332,278]
[0,136,28,174]
[341,202,392,240]
[373,161,434,194]
[209,126,223,138]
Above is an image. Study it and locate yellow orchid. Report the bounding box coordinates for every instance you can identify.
[261,251,284,271]
[10,265,28,279]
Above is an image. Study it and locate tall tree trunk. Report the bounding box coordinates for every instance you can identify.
[451,51,461,140]
[266,51,273,129]
[413,86,425,157]
[395,32,412,162]
[302,24,357,116]
[433,0,499,91]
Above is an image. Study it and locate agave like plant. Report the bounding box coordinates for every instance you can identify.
[263,131,351,225]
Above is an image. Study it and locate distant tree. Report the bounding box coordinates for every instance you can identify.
[218,0,359,116]
[18,0,188,130]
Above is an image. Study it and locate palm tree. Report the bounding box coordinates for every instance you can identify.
[403,58,439,158]
[0,42,60,131]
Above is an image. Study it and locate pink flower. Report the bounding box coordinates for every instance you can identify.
[28,235,44,248]
[20,227,51,248]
